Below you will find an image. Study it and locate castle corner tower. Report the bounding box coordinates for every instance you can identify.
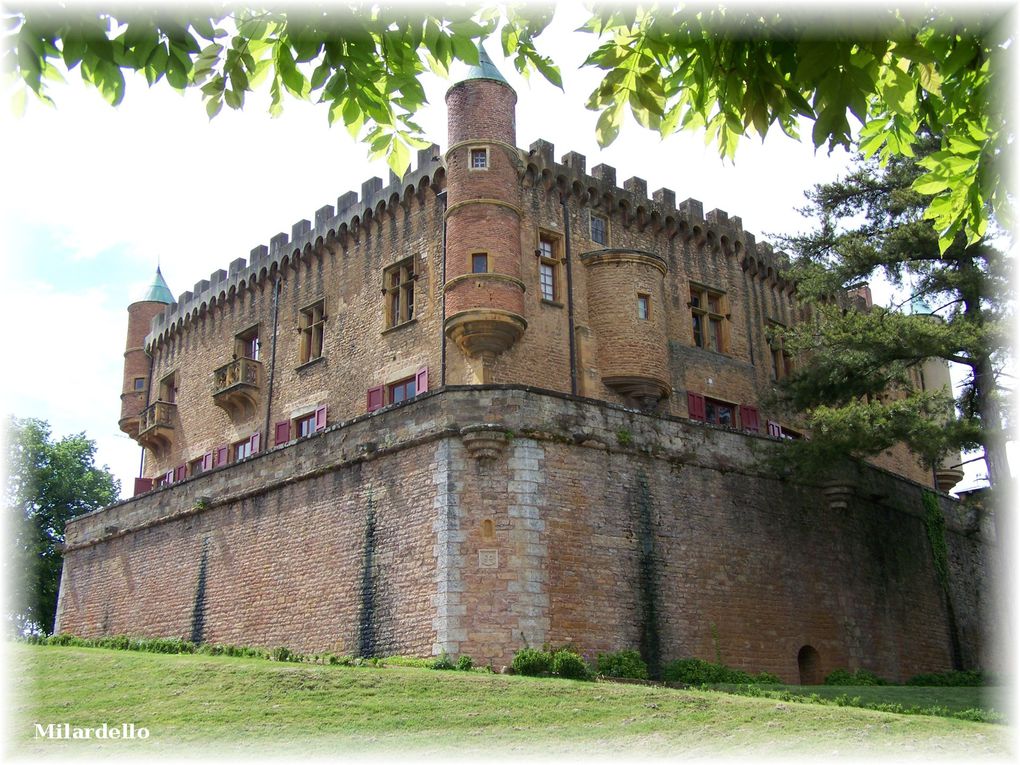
[443,43,527,382]
[118,267,174,438]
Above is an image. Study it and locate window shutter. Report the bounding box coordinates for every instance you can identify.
[687,392,706,421]
[202,452,214,471]
[740,405,760,433]
[415,366,429,395]
[314,405,328,432]
[274,420,291,445]
[767,420,782,438]
[215,444,228,466]
[250,431,261,453]
[175,464,186,482]
[367,385,384,412]
[164,469,174,485]
[133,477,153,496]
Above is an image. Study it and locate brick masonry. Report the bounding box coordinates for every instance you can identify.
[58,388,996,680]
[82,60,989,680]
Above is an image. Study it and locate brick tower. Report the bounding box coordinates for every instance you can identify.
[118,267,174,438]
[443,43,527,382]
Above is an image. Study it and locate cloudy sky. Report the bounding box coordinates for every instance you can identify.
[0,3,990,497]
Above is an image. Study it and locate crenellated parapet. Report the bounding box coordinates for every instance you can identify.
[144,143,446,351]
[522,138,757,260]
[741,239,796,294]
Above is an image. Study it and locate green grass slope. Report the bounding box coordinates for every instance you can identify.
[8,645,1013,758]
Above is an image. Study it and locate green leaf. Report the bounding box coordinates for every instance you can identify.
[450,33,478,64]
[310,61,330,91]
[911,176,951,195]
[191,17,217,42]
[595,102,623,147]
[532,53,563,90]
[387,137,411,176]
[62,32,84,70]
[205,96,222,119]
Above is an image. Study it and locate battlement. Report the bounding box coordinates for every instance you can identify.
[522,138,795,289]
[146,131,802,349]
[145,143,444,350]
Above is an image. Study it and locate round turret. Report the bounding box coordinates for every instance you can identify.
[581,249,671,408]
[443,43,527,377]
[119,267,174,436]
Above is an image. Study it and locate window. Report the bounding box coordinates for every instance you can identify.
[190,453,214,476]
[472,253,488,273]
[705,398,735,427]
[235,439,253,461]
[236,325,260,361]
[158,371,177,403]
[234,432,260,461]
[298,406,327,439]
[299,301,325,364]
[537,232,560,302]
[590,213,608,245]
[687,392,738,428]
[388,376,417,404]
[690,284,728,353]
[470,147,488,169]
[383,258,415,328]
[367,367,429,412]
[768,420,803,440]
[637,294,650,320]
[538,237,555,260]
[133,377,145,391]
[539,262,555,301]
[767,323,793,381]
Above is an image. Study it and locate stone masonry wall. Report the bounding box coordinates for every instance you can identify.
[60,388,994,680]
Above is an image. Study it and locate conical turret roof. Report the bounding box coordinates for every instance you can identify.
[140,266,174,304]
[909,295,934,315]
[456,40,510,86]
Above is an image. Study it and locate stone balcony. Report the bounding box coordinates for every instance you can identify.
[136,400,176,455]
[212,357,262,419]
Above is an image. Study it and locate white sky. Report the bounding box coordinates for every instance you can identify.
[0,2,994,497]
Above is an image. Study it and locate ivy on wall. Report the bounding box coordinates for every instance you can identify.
[922,490,950,594]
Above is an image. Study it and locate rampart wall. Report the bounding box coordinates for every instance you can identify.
[59,388,994,680]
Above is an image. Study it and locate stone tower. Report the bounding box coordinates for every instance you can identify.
[118,267,174,438]
[443,43,527,382]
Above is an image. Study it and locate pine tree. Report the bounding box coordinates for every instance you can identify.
[773,133,1011,491]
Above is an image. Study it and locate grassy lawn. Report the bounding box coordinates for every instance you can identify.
[709,683,1008,716]
[8,644,1013,759]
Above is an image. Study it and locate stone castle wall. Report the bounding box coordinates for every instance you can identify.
[58,388,993,680]
[135,140,934,486]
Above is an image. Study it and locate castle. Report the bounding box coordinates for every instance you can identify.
[56,48,994,681]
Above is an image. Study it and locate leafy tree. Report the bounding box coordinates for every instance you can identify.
[770,133,1011,492]
[5,418,120,634]
[3,5,1008,252]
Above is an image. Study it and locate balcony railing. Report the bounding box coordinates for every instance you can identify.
[212,356,262,419]
[136,400,176,454]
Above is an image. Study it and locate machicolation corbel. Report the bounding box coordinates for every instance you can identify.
[460,424,509,461]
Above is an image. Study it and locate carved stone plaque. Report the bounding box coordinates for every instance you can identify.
[478,549,499,569]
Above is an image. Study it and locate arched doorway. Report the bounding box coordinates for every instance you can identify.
[798,645,822,685]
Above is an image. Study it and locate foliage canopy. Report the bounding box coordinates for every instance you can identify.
[771,135,1011,487]
[4,4,1011,253]
[5,417,120,634]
